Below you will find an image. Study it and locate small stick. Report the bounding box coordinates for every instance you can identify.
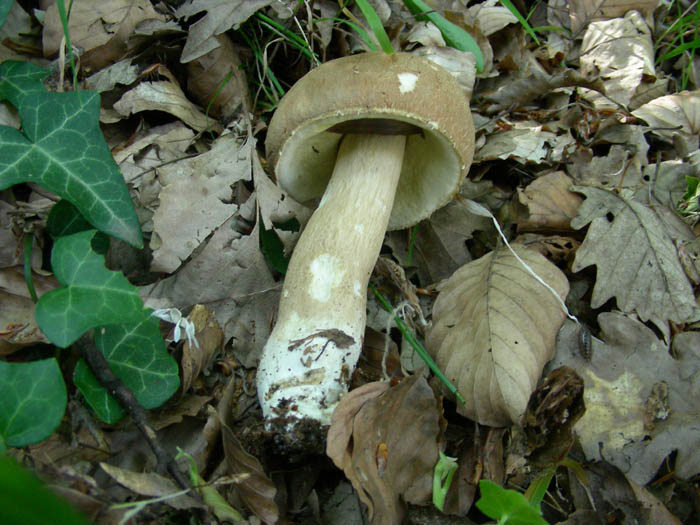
[75,334,192,492]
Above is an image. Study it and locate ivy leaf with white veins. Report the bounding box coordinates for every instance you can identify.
[571,186,698,323]
[0,62,142,247]
[35,230,150,348]
[73,315,180,424]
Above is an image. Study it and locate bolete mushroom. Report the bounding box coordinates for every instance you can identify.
[257,52,474,449]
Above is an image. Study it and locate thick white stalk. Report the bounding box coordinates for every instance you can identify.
[257,133,406,429]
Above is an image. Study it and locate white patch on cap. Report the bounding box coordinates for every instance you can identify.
[398,73,418,93]
[354,224,364,234]
[309,254,344,302]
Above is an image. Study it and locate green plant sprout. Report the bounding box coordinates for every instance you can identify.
[433,452,458,511]
[0,12,179,447]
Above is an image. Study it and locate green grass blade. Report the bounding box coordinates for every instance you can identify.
[23,233,37,303]
[319,16,378,51]
[370,283,465,404]
[500,0,540,45]
[355,0,394,53]
[661,37,700,60]
[402,0,484,71]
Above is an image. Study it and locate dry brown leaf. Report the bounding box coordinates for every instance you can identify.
[386,198,491,284]
[568,0,659,34]
[149,133,250,272]
[186,34,248,119]
[517,171,583,231]
[571,186,698,323]
[176,0,276,63]
[427,245,570,427]
[99,463,202,510]
[0,267,58,355]
[180,305,224,394]
[326,375,442,525]
[475,121,576,164]
[113,66,222,133]
[632,90,700,153]
[552,315,700,485]
[579,11,655,109]
[43,0,164,72]
[218,377,278,524]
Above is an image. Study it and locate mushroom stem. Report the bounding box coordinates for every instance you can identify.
[257,133,406,433]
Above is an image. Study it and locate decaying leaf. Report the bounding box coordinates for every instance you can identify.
[475,121,576,164]
[427,244,570,427]
[327,376,443,525]
[149,133,251,272]
[386,197,492,284]
[632,90,700,153]
[113,66,222,133]
[43,0,165,72]
[176,0,277,63]
[186,34,248,119]
[578,11,655,109]
[180,305,224,394]
[0,267,57,355]
[518,171,583,231]
[568,0,659,35]
[218,377,278,523]
[571,186,698,323]
[551,314,700,485]
[99,463,202,510]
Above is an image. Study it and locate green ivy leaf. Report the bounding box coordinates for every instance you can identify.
[0,61,143,247]
[0,454,91,525]
[73,315,180,423]
[476,480,547,525]
[47,199,94,239]
[0,1,14,31]
[35,230,149,347]
[0,359,67,451]
[0,61,48,106]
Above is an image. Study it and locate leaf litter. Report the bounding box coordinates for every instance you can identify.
[1,0,699,523]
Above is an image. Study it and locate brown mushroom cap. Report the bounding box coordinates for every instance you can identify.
[266,52,475,230]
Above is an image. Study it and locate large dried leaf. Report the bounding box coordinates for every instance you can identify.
[176,0,275,63]
[149,134,251,272]
[517,171,583,231]
[632,90,700,153]
[43,0,164,72]
[218,377,278,523]
[326,376,442,525]
[552,314,700,485]
[570,186,698,323]
[427,245,570,427]
[579,11,655,109]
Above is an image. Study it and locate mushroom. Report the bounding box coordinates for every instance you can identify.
[257,52,474,449]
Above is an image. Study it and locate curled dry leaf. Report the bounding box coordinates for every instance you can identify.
[186,34,248,120]
[218,377,278,524]
[632,90,700,152]
[517,171,583,232]
[427,244,570,427]
[113,66,222,133]
[579,11,655,109]
[43,0,164,72]
[180,305,224,394]
[571,186,698,323]
[326,376,443,525]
